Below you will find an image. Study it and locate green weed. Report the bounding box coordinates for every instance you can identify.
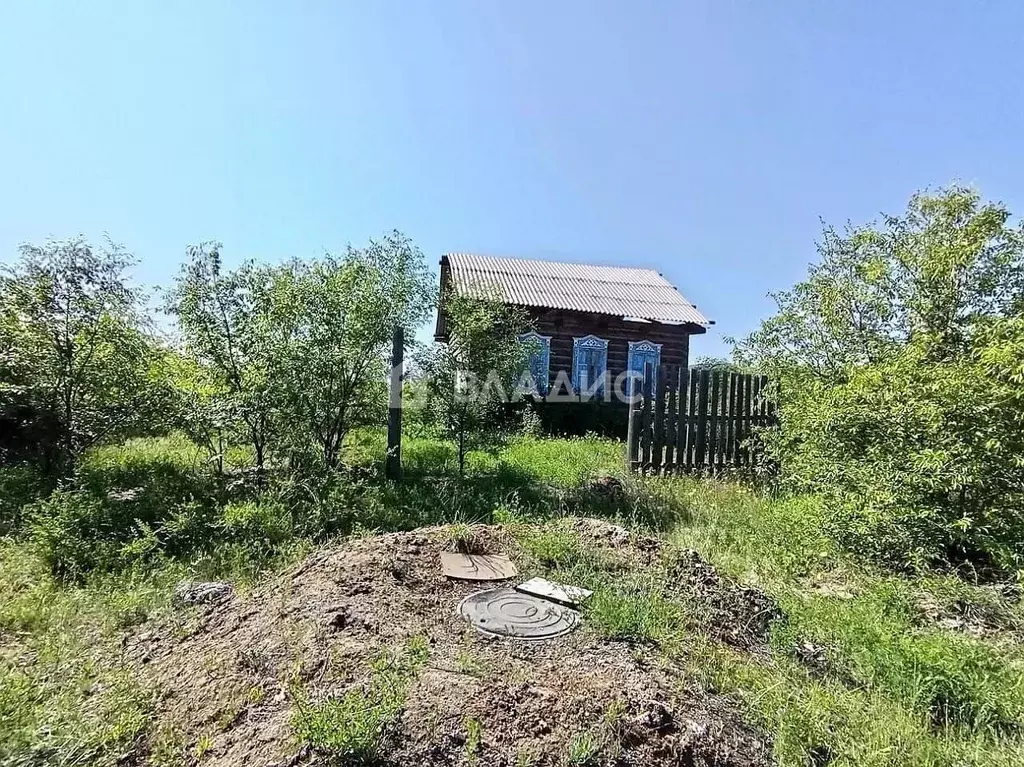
[194,732,214,759]
[565,731,600,765]
[463,715,483,762]
[667,475,1024,766]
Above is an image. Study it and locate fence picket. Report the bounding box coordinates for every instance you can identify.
[665,366,678,469]
[741,370,749,466]
[626,367,772,475]
[680,369,690,472]
[651,364,667,472]
[639,363,655,469]
[687,366,699,471]
[694,370,709,472]
[711,372,723,474]
[727,372,739,468]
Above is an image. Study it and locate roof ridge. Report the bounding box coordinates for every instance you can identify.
[444,252,662,274]
[458,268,669,287]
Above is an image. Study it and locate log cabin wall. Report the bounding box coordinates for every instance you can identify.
[528,307,695,381]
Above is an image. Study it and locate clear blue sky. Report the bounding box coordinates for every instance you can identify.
[2,2,1022,356]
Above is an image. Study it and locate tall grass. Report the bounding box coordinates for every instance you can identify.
[0,542,164,765]
[667,476,1024,766]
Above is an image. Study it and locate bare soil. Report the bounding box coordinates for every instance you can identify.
[125,520,774,766]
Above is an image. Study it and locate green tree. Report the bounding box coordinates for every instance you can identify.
[168,243,277,470]
[691,356,747,373]
[736,187,1024,572]
[265,232,433,467]
[418,291,530,476]
[0,237,157,473]
[169,232,433,470]
[738,187,1024,378]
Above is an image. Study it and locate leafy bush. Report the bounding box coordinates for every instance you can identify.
[28,488,220,579]
[220,500,294,546]
[777,340,1024,572]
[168,233,433,471]
[737,187,1024,573]
[29,437,222,578]
[0,465,50,535]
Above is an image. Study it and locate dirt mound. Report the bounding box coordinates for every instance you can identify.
[126,523,771,766]
[667,550,783,652]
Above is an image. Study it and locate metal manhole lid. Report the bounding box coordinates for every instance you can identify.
[458,587,581,640]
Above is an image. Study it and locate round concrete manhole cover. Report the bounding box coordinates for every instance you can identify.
[458,587,581,640]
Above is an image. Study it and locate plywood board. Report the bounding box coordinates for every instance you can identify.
[440,552,518,581]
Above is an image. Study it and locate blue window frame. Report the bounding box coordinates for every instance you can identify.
[627,339,662,397]
[572,335,608,395]
[518,332,551,394]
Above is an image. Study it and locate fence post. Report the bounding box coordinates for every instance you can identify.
[385,326,403,480]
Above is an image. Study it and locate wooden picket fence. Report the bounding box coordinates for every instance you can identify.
[627,365,774,474]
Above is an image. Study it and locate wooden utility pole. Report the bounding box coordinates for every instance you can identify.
[385,326,403,480]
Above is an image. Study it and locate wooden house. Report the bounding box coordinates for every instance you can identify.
[434,253,711,400]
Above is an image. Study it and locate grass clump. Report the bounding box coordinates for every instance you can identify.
[668,474,1024,766]
[513,522,623,573]
[564,699,628,765]
[586,576,687,644]
[291,636,430,762]
[512,521,687,644]
[565,731,601,765]
[0,542,159,766]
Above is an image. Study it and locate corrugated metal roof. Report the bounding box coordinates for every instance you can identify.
[443,253,711,326]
